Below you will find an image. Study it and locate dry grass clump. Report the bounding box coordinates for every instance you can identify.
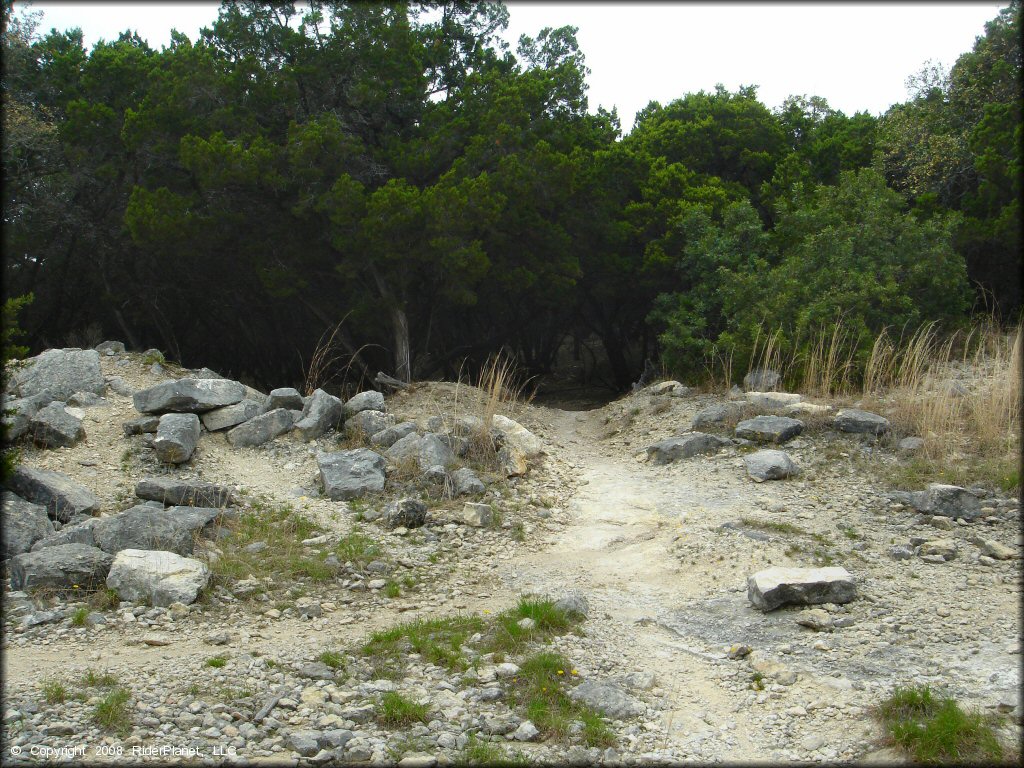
[862,320,1020,489]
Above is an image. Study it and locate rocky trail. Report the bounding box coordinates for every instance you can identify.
[2,348,1021,765]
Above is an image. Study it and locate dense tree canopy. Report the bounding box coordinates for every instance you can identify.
[2,0,1018,393]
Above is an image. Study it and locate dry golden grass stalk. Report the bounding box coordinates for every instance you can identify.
[799,319,859,398]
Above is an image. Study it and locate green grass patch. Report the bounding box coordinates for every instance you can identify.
[81,670,119,688]
[205,656,227,668]
[480,597,577,656]
[384,580,401,598]
[739,517,805,535]
[459,733,530,766]
[882,454,1020,496]
[71,607,89,627]
[376,691,429,727]
[318,650,345,669]
[362,615,486,674]
[89,588,121,611]
[874,685,1009,764]
[335,525,383,566]
[41,679,67,704]
[207,498,332,589]
[92,687,132,734]
[506,652,615,747]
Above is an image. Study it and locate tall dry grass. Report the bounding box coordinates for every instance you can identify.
[862,320,1021,467]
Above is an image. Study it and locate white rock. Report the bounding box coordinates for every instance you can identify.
[106,549,210,607]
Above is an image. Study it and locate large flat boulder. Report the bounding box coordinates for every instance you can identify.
[91,505,222,555]
[200,400,260,432]
[153,413,200,463]
[747,566,856,611]
[226,407,293,447]
[735,415,804,444]
[832,408,890,435]
[745,391,802,411]
[318,449,386,500]
[9,543,114,591]
[744,450,798,482]
[925,484,982,520]
[567,680,644,719]
[6,466,100,523]
[692,402,745,430]
[2,391,56,440]
[106,549,210,606]
[135,477,234,508]
[646,433,731,465]
[294,388,344,441]
[30,518,102,550]
[2,492,55,559]
[12,348,104,401]
[28,402,85,448]
[133,378,247,414]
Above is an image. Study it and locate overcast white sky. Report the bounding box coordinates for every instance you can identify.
[21,1,1006,133]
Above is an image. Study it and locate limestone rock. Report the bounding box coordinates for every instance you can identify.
[743,368,780,392]
[795,608,834,632]
[2,391,55,440]
[918,539,958,561]
[897,436,925,455]
[12,348,104,401]
[744,449,797,482]
[9,543,114,591]
[462,502,494,527]
[294,388,344,441]
[153,413,201,463]
[925,484,982,520]
[226,407,293,447]
[28,402,85,448]
[567,680,644,719]
[554,594,589,619]
[342,390,385,418]
[106,549,210,606]
[745,391,802,411]
[264,387,305,412]
[7,466,100,523]
[95,340,125,355]
[92,505,222,556]
[747,566,856,611]
[369,421,418,448]
[692,402,745,430]
[832,408,890,435]
[122,415,160,436]
[133,378,247,414]
[735,415,804,444]
[135,477,234,508]
[318,449,386,500]
[646,432,731,465]
[492,415,543,458]
[381,498,427,530]
[345,409,395,439]
[972,537,1016,560]
[2,492,55,559]
[200,400,260,432]
[450,467,485,496]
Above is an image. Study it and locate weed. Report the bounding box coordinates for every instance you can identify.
[511,521,525,542]
[335,526,382,566]
[41,680,67,704]
[186,683,202,697]
[376,691,429,727]
[89,588,121,611]
[841,526,860,540]
[92,687,132,734]
[81,670,119,688]
[460,734,530,766]
[71,607,90,627]
[362,615,486,673]
[751,671,765,691]
[217,685,254,702]
[740,517,806,536]
[384,580,401,598]
[873,685,1009,763]
[206,656,227,669]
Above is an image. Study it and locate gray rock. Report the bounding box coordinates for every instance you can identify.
[106,376,132,396]
[95,340,125,355]
[745,391,802,411]
[200,400,261,432]
[897,436,925,455]
[122,415,160,436]
[925,484,982,520]
[735,415,804,444]
[8,543,114,591]
[450,467,485,496]
[972,537,1017,560]
[744,449,797,482]
[512,721,540,741]
[67,391,106,407]
[12,348,104,401]
[92,505,222,555]
[889,545,915,561]
[492,415,543,458]
[153,413,201,463]
[1,390,55,440]
[106,549,210,606]
[318,730,354,749]
[294,389,344,441]
[226,408,293,447]
[645,432,731,465]
[386,432,455,471]
[133,378,247,414]
[747,566,856,611]
[318,449,386,500]
[343,390,385,418]
[795,608,834,632]
[691,402,745,430]
[422,464,448,483]
[289,731,322,758]
[462,502,494,527]
[2,492,55,559]
[918,539,958,561]
[568,680,644,719]
[28,402,85,448]
[498,444,529,477]
[30,518,101,550]
[265,387,305,412]
[554,594,589,619]
[345,409,395,439]
[743,368,780,392]
[6,466,100,523]
[832,408,890,435]
[369,421,418,448]
[297,662,336,681]
[381,498,427,530]
[135,477,234,508]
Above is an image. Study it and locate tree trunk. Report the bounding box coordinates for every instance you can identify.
[392,306,411,383]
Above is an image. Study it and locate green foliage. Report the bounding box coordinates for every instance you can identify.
[874,685,1008,763]
[362,615,486,674]
[318,650,345,669]
[70,607,90,627]
[376,691,430,727]
[205,656,227,668]
[91,687,132,734]
[41,679,68,704]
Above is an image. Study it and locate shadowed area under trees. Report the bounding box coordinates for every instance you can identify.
[2,0,1020,394]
